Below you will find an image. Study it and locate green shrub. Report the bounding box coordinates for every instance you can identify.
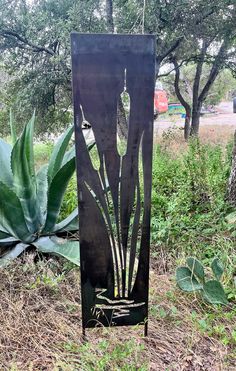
[151,139,232,258]
[59,175,78,222]
[34,141,54,169]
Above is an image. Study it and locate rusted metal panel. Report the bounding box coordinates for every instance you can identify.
[71,33,155,334]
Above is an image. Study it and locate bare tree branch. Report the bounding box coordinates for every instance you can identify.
[157,58,194,78]
[198,39,229,103]
[160,37,184,62]
[106,0,114,33]
[192,40,208,110]
[172,56,191,140]
[0,30,55,55]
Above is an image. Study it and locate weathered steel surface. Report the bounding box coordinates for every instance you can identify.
[71,33,155,333]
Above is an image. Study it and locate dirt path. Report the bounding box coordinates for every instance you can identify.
[155,101,236,135]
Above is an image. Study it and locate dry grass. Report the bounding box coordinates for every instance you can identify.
[0,253,235,370]
[148,271,235,371]
[198,126,235,147]
[154,125,235,156]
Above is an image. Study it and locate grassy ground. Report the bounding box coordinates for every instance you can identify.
[0,255,235,370]
[1,125,236,370]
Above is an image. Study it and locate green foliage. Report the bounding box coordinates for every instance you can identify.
[150,137,236,302]
[9,108,17,145]
[176,257,228,305]
[70,339,146,370]
[33,236,81,266]
[1,0,235,136]
[176,265,203,292]
[0,114,81,266]
[59,175,78,221]
[211,258,224,281]
[34,141,54,169]
[189,306,236,347]
[0,0,106,136]
[151,139,231,253]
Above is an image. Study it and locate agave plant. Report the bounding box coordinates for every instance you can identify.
[0,113,85,266]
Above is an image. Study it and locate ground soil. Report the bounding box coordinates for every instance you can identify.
[0,254,235,370]
[155,102,236,136]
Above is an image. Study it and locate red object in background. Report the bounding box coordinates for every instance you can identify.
[154,89,168,114]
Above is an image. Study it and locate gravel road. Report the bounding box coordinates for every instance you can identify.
[155,101,236,134]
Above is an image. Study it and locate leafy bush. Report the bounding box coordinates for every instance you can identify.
[59,176,78,222]
[176,257,228,305]
[0,114,84,266]
[34,141,54,169]
[151,139,232,257]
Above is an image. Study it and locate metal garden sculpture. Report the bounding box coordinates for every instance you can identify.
[71,33,155,335]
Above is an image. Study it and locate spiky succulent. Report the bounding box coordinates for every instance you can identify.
[0,114,84,266]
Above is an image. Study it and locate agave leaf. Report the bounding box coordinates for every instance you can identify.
[33,236,80,266]
[43,157,76,232]
[0,237,19,246]
[202,280,228,305]
[47,126,73,184]
[186,257,205,281]
[53,208,78,232]
[211,258,224,281]
[0,242,29,267]
[61,146,75,167]
[11,113,41,233]
[0,181,32,242]
[176,266,203,292]
[0,230,12,240]
[0,139,13,186]
[36,164,48,226]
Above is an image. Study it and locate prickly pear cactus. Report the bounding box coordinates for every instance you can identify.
[176,257,228,305]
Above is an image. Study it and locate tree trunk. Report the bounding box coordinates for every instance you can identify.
[191,40,228,137]
[227,130,236,206]
[106,0,114,33]
[190,106,201,136]
[189,41,207,137]
[172,56,191,141]
[233,97,236,113]
[184,110,191,140]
